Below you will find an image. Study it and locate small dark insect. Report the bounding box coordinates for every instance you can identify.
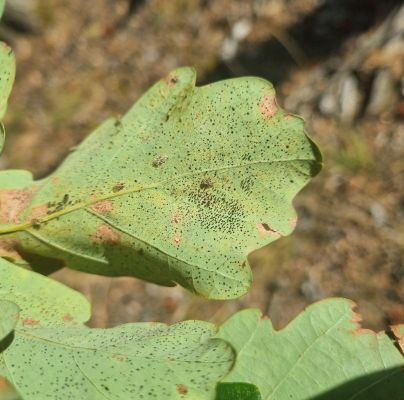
[112,182,125,193]
[31,219,41,229]
[63,194,69,204]
[200,178,214,189]
[54,204,64,212]
[152,155,168,167]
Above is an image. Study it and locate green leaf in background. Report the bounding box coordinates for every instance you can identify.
[0,300,19,341]
[0,67,321,299]
[217,299,404,400]
[0,257,233,400]
[0,0,4,20]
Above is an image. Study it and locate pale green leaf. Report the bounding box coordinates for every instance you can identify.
[0,257,233,399]
[0,13,15,152]
[0,67,321,299]
[0,42,15,121]
[0,256,90,326]
[0,300,19,341]
[217,299,404,400]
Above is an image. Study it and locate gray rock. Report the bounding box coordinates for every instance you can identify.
[366,68,397,116]
[339,73,363,124]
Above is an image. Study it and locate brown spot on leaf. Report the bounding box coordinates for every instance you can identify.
[62,314,73,322]
[173,235,181,245]
[260,95,278,120]
[22,318,40,327]
[165,73,178,86]
[91,224,121,244]
[176,384,188,395]
[112,354,125,362]
[152,155,168,167]
[27,204,48,221]
[256,222,281,238]
[349,303,377,336]
[195,111,201,119]
[0,188,34,224]
[172,213,182,225]
[91,200,113,214]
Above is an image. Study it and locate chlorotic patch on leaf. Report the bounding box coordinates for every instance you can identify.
[217,299,404,400]
[0,67,321,299]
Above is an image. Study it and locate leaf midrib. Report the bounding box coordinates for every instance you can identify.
[268,313,347,399]
[10,329,231,365]
[0,157,317,235]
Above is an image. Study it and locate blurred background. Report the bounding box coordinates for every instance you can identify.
[0,0,403,331]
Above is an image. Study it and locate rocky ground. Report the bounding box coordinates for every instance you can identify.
[0,0,403,330]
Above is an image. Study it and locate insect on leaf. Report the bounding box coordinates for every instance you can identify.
[0,67,321,299]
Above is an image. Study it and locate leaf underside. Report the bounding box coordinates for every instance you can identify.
[217,299,404,400]
[0,67,321,299]
[1,262,402,400]
[0,257,233,400]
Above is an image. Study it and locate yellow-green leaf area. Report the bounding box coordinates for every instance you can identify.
[0,257,90,326]
[0,67,321,299]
